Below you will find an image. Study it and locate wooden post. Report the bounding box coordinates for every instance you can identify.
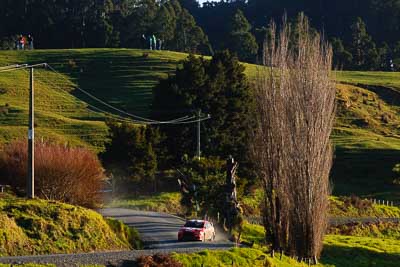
[313,256,318,265]
[27,67,35,199]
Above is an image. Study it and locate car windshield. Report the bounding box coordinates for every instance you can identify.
[184,221,204,228]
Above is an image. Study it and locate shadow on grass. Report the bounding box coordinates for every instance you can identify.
[331,148,400,201]
[321,243,400,267]
[25,49,185,117]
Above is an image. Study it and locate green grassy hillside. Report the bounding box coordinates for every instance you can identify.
[0,194,140,256]
[0,49,190,151]
[0,48,400,199]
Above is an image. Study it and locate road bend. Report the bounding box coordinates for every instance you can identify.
[0,208,234,266]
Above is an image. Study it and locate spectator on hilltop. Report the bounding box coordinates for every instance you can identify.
[152,34,157,50]
[17,35,25,50]
[27,34,34,50]
[157,38,162,50]
[148,35,153,50]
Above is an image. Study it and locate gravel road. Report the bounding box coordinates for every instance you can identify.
[0,208,234,266]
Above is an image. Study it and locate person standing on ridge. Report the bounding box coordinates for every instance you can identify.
[157,38,162,50]
[27,34,34,50]
[148,35,153,50]
[152,34,157,50]
[18,35,24,50]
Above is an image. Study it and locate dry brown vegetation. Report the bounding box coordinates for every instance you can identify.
[137,254,184,267]
[0,139,104,207]
[251,14,336,262]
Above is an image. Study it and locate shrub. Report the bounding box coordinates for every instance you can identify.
[0,139,104,208]
[137,254,183,267]
[101,121,159,193]
[343,195,373,212]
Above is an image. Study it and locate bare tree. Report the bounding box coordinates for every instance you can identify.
[251,14,335,262]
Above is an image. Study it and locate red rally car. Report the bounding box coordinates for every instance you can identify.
[178,219,216,242]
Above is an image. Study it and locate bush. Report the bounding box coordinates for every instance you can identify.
[0,139,104,208]
[101,121,159,193]
[343,195,373,212]
[137,254,183,267]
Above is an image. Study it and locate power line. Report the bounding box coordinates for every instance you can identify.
[0,63,212,127]
[44,64,211,125]
[45,64,198,124]
[0,63,46,73]
[3,63,211,125]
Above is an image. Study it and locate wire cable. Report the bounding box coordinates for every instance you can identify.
[1,62,212,125]
[45,64,197,124]
[0,63,46,73]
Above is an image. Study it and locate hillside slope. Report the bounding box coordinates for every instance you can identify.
[0,194,140,256]
[0,48,399,199]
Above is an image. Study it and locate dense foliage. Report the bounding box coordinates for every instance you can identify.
[189,0,400,69]
[3,0,400,69]
[0,0,210,53]
[153,51,255,177]
[101,121,160,192]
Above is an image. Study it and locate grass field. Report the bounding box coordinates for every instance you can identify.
[174,234,400,267]
[1,48,400,199]
[174,222,400,267]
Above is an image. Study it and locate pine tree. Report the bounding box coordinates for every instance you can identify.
[152,4,176,45]
[123,0,158,47]
[174,8,209,53]
[153,51,254,175]
[332,37,353,69]
[227,9,258,62]
[349,17,379,70]
[102,121,159,189]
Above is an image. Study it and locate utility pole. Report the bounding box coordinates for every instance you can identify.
[197,109,201,160]
[27,67,35,199]
[0,63,47,199]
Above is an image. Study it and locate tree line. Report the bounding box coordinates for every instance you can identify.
[184,0,400,70]
[0,0,210,54]
[3,0,400,70]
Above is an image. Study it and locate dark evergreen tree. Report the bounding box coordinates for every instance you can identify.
[102,121,159,189]
[174,8,210,53]
[226,9,258,62]
[332,37,353,69]
[393,41,400,70]
[178,0,200,13]
[349,17,379,70]
[152,4,176,45]
[122,0,158,47]
[153,51,254,176]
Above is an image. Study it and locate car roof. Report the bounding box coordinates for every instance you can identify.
[187,219,206,223]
